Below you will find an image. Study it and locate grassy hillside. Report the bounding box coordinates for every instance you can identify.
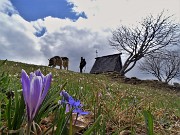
[0,59,179,135]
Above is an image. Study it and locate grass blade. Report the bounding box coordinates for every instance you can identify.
[83,115,102,135]
[143,110,154,135]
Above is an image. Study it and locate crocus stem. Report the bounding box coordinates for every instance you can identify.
[27,121,32,135]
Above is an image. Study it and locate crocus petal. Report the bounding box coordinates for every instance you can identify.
[34,69,41,76]
[40,73,52,104]
[30,72,35,82]
[21,69,31,119]
[21,70,30,102]
[35,69,45,82]
[30,76,43,121]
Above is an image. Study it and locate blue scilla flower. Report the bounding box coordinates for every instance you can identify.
[59,90,89,115]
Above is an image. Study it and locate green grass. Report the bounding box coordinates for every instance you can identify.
[0,59,180,134]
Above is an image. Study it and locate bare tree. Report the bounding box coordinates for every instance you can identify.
[139,50,180,83]
[109,11,179,76]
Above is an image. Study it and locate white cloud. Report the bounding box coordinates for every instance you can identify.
[0,0,18,14]
[68,0,180,27]
[38,25,116,71]
[0,10,43,64]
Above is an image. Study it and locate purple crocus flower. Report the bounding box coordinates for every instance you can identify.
[21,69,52,123]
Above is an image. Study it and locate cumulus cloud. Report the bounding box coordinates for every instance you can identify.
[0,1,115,72]
[0,2,45,64]
[68,0,180,26]
[38,25,116,72]
[0,0,18,15]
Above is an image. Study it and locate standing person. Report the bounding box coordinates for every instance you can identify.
[79,57,86,73]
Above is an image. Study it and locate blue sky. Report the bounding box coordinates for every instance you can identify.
[10,0,87,21]
[10,0,87,37]
[0,0,180,81]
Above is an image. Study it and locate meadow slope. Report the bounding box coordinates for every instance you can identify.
[0,59,179,135]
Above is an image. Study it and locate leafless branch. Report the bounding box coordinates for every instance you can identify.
[109,11,180,76]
